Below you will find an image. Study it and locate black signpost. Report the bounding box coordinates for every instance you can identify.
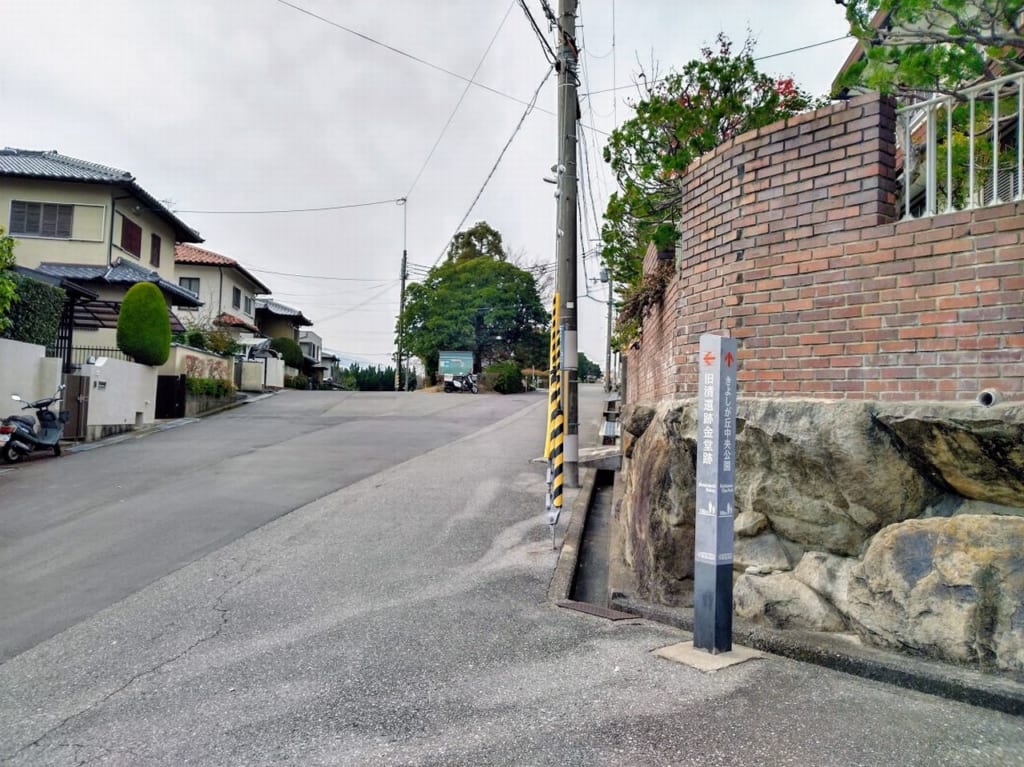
[693,333,738,654]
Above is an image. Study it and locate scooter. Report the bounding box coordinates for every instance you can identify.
[443,373,478,393]
[0,384,70,464]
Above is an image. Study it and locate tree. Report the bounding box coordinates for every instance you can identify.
[270,336,304,368]
[835,0,1024,97]
[400,223,548,382]
[446,221,508,263]
[117,282,172,365]
[578,352,602,382]
[0,228,17,334]
[601,34,818,288]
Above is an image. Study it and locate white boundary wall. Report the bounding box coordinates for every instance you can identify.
[0,339,62,403]
[78,358,157,438]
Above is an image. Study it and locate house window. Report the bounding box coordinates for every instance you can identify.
[9,201,74,238]
[179,277,200,295]
[232,286,241,309]
[244,295,254,315]
[150,234,161,267]
[121,216,142,257]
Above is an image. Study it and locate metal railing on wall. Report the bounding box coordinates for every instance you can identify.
[68,346,133,366]
[897,71,1024,219]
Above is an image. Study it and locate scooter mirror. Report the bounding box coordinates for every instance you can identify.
[11,395,22,402]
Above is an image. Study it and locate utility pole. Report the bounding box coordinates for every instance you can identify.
[555,0,579,488]
[601,268,613,393]
[395,197,408,392]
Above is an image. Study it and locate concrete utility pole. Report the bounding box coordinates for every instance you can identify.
[555,0,579,487]
[395,198,408,392]
[601,268,613,393]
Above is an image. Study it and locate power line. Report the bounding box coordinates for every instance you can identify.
[434,64,555,266]
[405,1,516,199]
[518,0,557,64]
[275,0,557,118]
[249,267,396,281]
[174,197,402,215]
[315,280,400,323]
[580,34,853,97]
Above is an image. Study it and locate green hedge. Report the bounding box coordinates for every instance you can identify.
[185,376,235,398]
[1,274,65,347]
[484,361,524,394]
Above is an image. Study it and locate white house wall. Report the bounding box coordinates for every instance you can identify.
[0,178,181,282]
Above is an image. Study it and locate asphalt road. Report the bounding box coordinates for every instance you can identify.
[1,386,1022,765]
[0,389,544,661]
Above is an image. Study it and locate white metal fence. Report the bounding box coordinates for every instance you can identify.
[896,71,1024,218]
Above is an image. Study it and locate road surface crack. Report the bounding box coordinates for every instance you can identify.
[5,568,257,763]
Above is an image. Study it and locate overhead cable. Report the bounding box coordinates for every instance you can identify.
[175,197,402,215]
[275,0,556,117]
[433,64,555,267]
[405,1,516,199]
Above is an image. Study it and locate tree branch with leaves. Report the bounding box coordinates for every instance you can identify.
[835,0,1024,96]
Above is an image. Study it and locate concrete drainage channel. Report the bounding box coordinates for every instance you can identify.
[548,467,1024,715]
[548,468,635,622]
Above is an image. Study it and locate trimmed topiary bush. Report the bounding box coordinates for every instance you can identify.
[485,360,524,394]
[117,282,171,365]
[271,336,304,368]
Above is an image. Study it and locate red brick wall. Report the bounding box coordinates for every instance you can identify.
[625,93,1024,403]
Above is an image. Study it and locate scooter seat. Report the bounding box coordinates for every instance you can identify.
[8,415,35,428]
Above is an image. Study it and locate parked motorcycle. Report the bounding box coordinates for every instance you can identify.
[448,372,479,394]
[0,385,70,464]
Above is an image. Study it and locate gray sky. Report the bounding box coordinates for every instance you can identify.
[3,1,853,366]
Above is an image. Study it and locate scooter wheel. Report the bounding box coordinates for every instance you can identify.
[1,444,23,464]
[53,443,62,457]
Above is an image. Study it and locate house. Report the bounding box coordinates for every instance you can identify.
[174,243,270,340]
[255,298,312,342]
[0,148,203,362]
[298,329,329,384]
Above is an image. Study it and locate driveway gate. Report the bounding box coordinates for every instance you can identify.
[155,375,186,419]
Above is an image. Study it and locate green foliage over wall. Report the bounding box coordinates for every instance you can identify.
[1,274,65,348]
[270,336,304,368]
[117,282,172,366]
[485,361,524,394]
[0,228,17,333]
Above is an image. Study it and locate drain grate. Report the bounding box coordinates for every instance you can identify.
[557,600,636,621]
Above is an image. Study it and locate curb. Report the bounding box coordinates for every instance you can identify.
[608,594,1024,716]
[546,467,598,603]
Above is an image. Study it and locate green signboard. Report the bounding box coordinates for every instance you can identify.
[439,351,474,377]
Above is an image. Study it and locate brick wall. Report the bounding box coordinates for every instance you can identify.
[625,93,1024,403]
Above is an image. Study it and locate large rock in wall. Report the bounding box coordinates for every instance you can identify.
[618,399,1024,672]
[847,516,1024,673]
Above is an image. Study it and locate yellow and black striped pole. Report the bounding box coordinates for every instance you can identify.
[546,293,564,539]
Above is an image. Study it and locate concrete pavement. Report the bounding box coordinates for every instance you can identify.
[1,387,1022,765]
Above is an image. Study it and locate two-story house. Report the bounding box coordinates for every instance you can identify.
[254,298,313,342]
[174,243,270,339]
[0,148,204,358]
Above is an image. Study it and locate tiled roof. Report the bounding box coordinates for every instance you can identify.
[255,298,313,326]
[216,312,260,334]
[36,259,203,307]
[174,243,272,293]
[0,147,202,243]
